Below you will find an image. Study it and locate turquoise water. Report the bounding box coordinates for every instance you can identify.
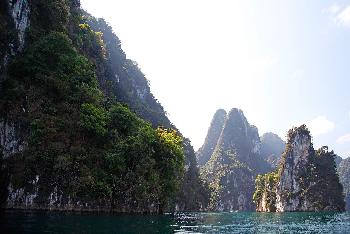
[1,210,350,233]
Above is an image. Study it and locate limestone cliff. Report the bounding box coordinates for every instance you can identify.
[254,125,345,212]
[1,0,30,76]
[338,157,350,210]
[196,109,226,166]
[82,11,209,212]
[200,108,271,211]
[0,0,31,158]
[0,0,208,213]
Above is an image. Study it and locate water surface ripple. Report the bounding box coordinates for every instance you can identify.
[1,210,349,233]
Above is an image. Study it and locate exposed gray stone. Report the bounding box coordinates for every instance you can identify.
[0,119,25,158]
[8,0,30,51]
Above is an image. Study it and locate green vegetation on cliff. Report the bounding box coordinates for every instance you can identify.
[253,171,278,212]
[1,30,184,211]
[0,0,199,212]
[198,108,272,211]
[253,125,345,212]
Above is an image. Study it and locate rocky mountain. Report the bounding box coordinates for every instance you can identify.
[196,109,227,166]
[260,132,285,168]
[338,157,350,210]
[254,125,345,212]
[335,155,343,167]
[0,0,208,212]
[80,10,209,212]
[199,108,272,211]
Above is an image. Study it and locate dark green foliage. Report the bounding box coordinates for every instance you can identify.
[309,147,345,210]
[109,104,141,135]
[0,16,185,212]
[0,0,209,213]
[80,103,108,136]
[253,171,278,211]
[29,0,70,37]
[80,11,210,210]
[176,138,210,211]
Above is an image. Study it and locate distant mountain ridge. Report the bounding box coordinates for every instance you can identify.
[260,132,285,168]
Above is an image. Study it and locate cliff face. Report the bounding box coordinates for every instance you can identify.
[196,109,226,166]
[254,125,345,212]
[82,12,209,212]
[0,0,208,213]
[200,108,271,211]
[260,132,285,168]
[338,157,350,210]
[1,0,30,76]
[274,127,314,212]
[0,0,31,159]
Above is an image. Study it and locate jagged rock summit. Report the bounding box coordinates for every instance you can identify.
[199,108,272,211]
[254,125,345,212]
[196,109,227,166]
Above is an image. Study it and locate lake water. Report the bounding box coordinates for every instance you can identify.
[1,210,350,233]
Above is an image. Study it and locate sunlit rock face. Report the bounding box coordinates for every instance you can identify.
[196,109,226,166]
[255,125,345,212]
[337,157,350,211]
[200,108,271,211]
[275,128,313,212]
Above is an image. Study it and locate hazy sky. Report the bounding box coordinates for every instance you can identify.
[81,0,350,158]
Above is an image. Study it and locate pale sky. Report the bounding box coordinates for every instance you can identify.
[81,0,350,158]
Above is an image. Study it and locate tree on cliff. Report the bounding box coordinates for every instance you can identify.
[0,0,189,213]
[254,125,345,212]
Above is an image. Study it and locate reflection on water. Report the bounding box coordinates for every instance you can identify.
[173,212,350,233]
[1,210,349,234]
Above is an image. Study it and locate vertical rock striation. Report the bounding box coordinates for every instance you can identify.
[196,109,226,166]
[254,125,345,212]
[274,126,313,211]
[0,119,25,158]
[8,0,30,51]
[1,0,30,158]
[200,108,271,211]
[338,157,350,210]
